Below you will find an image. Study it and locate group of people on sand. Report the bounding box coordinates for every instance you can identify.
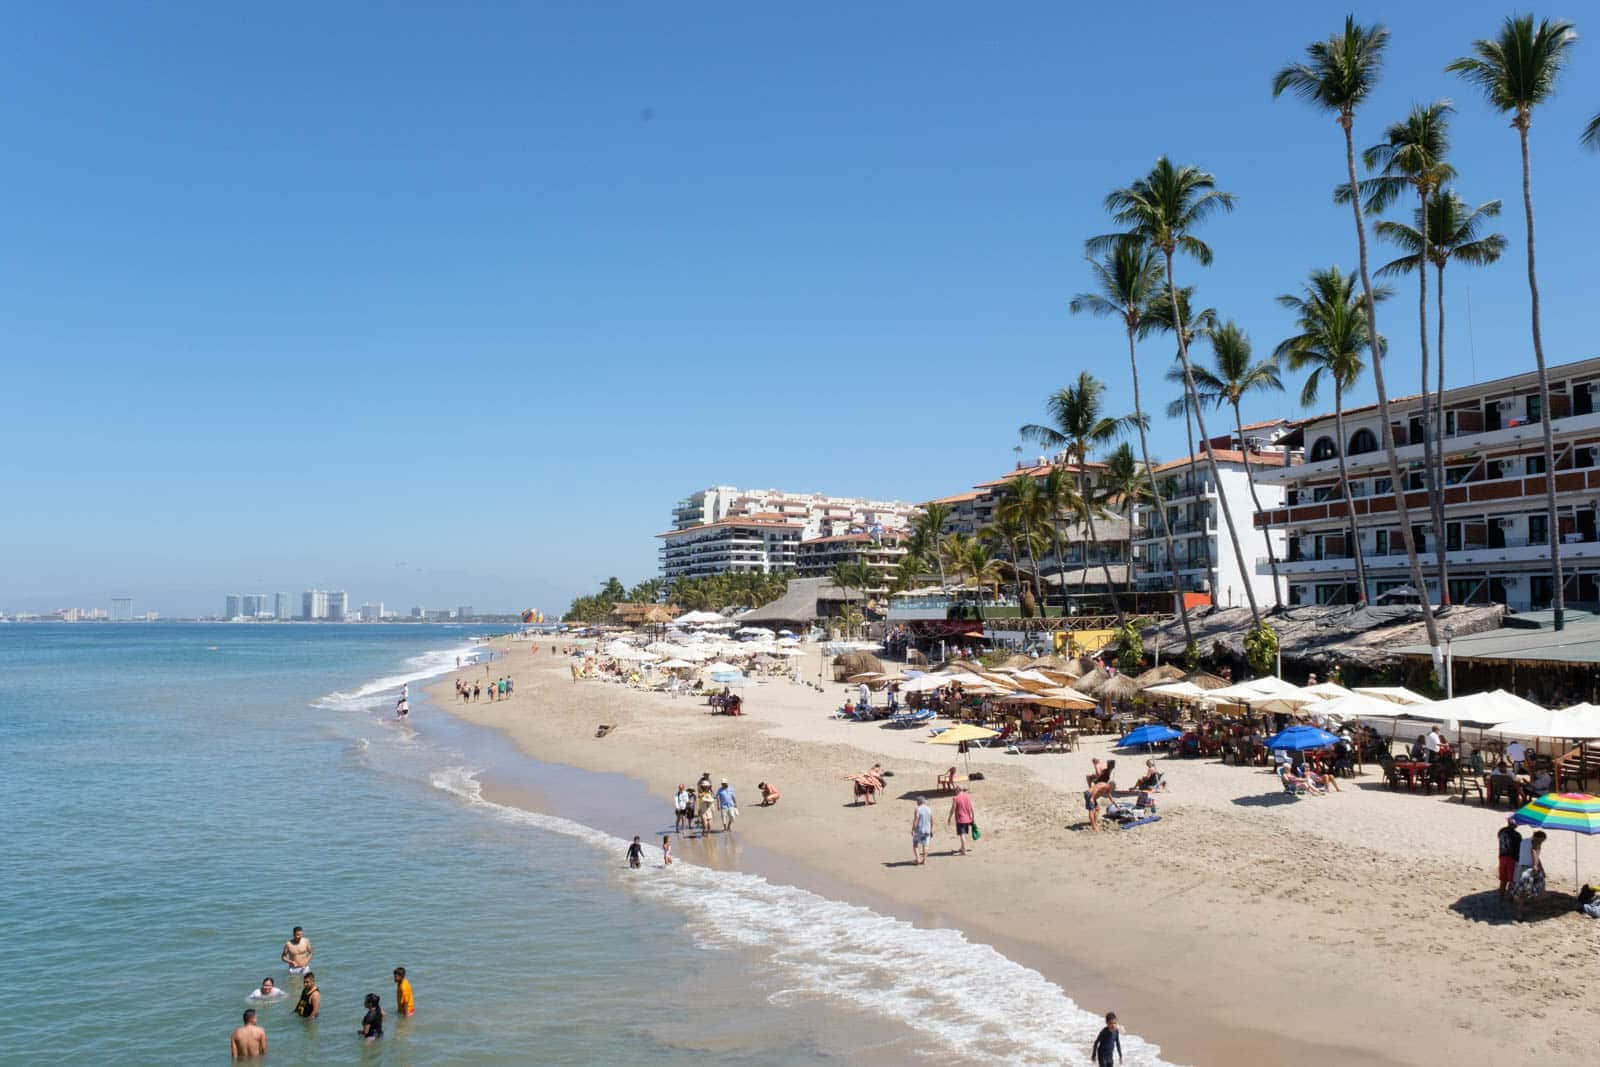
[906,785,979,865]
[627,776,782,868]
[454,675,513,703]
[229,926,413,1059]
[1081,758,1166,832]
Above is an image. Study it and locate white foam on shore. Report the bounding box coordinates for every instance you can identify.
[429,767,1172,1067]
[314,645,480,711]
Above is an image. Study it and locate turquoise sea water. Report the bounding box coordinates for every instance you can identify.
[0,624,1166,1065]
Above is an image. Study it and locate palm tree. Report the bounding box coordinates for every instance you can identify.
[828,561,874,636]
[1275,18,1443,668]
[1092,158,1261,627]
[1148,287,1222,603]
[1377,188,1507,597]
[1100,442,1154,606]
[1020,372,1138,624]
[997,476,1049,614]
[1338,100,1456,602]
[1036,466,1083,616]
[1449,14,1579,628]
[981,515,1031,613]
[914,502,953,588]
[1188,320,1287,610]
[953,539,1005,600]
[1070,240,1193,643]
[1585,112,1600,149]
[1276,267,1392,606]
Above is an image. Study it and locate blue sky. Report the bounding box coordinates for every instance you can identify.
[3,2,1597,616]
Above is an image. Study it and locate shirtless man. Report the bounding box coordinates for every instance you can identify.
[231,1009,267,1059]
[281,926,313,973]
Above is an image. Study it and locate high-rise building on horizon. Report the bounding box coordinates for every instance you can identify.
[274,593,292,620]
[110,597,132,622]
[359,602,384,622]
[241,593,269,618]
[411,606,425,619]
[302,589,329,621]
[457,605,473,622]
[224,594,242,619]
[327,591,349,622]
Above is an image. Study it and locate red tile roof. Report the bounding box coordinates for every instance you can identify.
[1150,450,1300,475]
[973,461,1107,488]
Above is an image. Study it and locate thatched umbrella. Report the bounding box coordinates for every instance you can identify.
[1134,664,1185,688]
[906,648,929,666]
[1062,655,1098,679]
[1182,670,1230,691]
[1073,666,1111,695]
[836,651,885,677]
[1027,654,1067,670]
[1098,674,1142,704]
[1002,653,1033,670]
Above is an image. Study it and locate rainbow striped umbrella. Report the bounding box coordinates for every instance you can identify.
[1511,793,1600,835]
[1511,793,1600,890]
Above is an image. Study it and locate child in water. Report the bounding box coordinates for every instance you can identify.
[626,836,644,869]
[661,835,672,865]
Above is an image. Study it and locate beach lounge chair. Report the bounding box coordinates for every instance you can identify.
[937,767,958,791]
[1006,732,1055,755]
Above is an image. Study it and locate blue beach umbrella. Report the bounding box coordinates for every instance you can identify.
[1263,725,1339,751]
[1118,724,1182,748]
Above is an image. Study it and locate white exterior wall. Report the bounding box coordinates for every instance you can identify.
[1214,464,1288,609]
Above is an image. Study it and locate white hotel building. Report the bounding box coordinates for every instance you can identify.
[659,486,917,581]
[1252,356,1600,609]
[1131,443,1292,611]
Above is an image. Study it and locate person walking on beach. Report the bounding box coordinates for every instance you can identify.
[294,973,320,1020]
[393,967,414,1017]
[1091,1012,1122,1066]
[1498,817,1524,905]
[231,1009,267,1059]
[281,927,312,973]
[910,796,933,865]
[627,835,644,868]
[716,779,738,831]
[947,784,975,856]
[674,784,692,833]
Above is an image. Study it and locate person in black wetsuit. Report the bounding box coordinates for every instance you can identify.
[360,993,383,1041]
[1091,1011,1122,1066]
[294,973,320,1020]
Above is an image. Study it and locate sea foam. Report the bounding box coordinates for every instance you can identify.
[314,645,479,711]
[430,767,1173,1067]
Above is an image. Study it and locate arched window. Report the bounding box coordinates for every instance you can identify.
[1310,436,1338,462]
[1348,428,1378,455]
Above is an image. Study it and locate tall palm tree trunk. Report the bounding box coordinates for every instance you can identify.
[1081,458,1126,626]
[1233,400,1284,610]
[1180,397,1220,601]
[1163,252,1261,626]
[1333,382,1372,602]
[1125,499,1139,606]
[1047,525,1068,617]
[1435,263,1448,521]
[1342,113,1443,668]
[1128,332,1193,645]
[1518,119,1564,629]
[1023,529,1045,617]
[1416,188,1451,603]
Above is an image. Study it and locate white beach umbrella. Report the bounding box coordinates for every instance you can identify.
[1300,692,1406,723]
[1302,681,1356,701]
[674,610,727,625]
[702,661,743,675]
[770,647,805,657]
[1353,686,1432,706]
[900,675,955,693]
[1143,681,1214,702]
[1400,690,1545,730]
[1494,703,1600,740]
[656,658,697,670]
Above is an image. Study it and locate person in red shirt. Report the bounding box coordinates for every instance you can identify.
[947,785,976,855]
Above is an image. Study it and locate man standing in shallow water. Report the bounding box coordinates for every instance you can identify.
[231,1009,267,1059]
[280,926,312,973]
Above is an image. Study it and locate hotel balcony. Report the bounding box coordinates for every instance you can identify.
[1257,536,1600,575]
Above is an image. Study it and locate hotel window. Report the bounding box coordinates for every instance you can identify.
[1373,477,1392,495]
[1526,454,1547,475]
[1577,447,1597,468]
[1529,514,1548,545]
[1374,529,1389,555]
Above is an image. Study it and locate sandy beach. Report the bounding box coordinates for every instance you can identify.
[431,639,1600,1066]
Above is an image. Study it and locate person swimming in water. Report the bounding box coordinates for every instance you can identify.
[247,977,284,1000]
[626,836,644,868]
[231,1009,267,1059]
[280,927,312,973]
[360,993,383,1040]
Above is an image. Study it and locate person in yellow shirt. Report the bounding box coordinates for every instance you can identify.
[392,967,414,1016]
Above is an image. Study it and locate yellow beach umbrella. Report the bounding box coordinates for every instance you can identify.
[927,724,999,745]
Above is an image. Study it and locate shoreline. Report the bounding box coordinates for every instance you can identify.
[429,638,1597,1066]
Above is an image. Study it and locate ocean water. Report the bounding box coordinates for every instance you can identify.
[0,624,1168,1065]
